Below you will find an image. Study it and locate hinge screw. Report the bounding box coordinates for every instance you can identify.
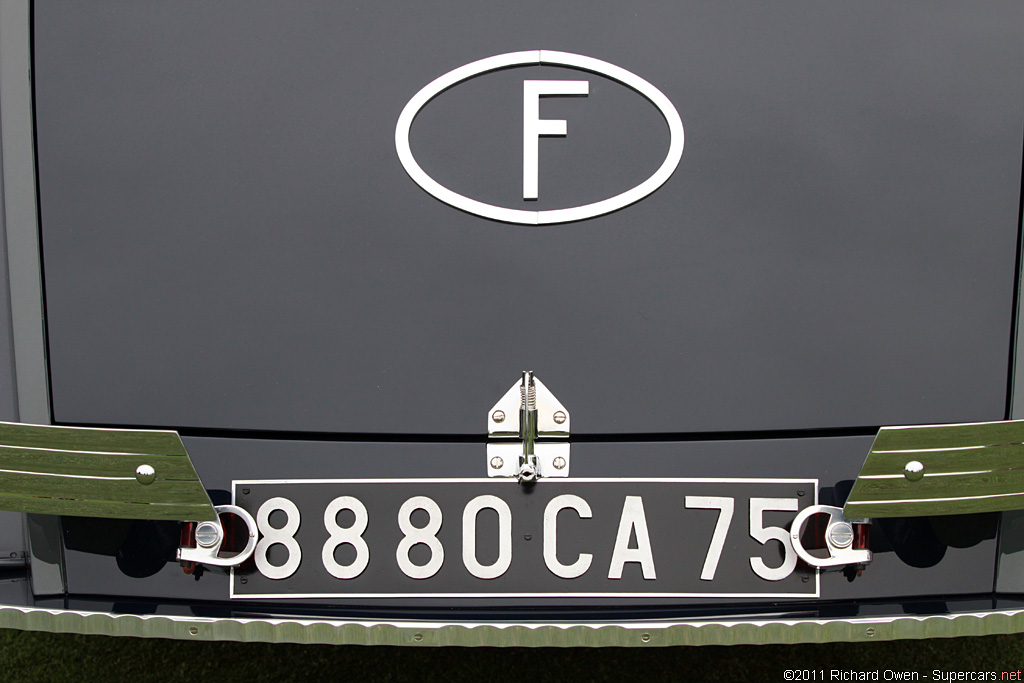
[553,411,566,424]
[553,456,566,470]
[490,456,504,470]
[492,410,506,423]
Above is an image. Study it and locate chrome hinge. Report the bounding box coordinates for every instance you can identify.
[177,504,258,569]
[487,371,570,483]
[790,505,872,570]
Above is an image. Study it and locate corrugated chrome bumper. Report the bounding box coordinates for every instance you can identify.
[3,604,1024,646]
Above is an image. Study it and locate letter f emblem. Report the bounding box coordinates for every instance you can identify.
[523,80,589,200]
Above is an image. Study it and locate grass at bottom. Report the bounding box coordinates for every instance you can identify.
[1,630,1023,682]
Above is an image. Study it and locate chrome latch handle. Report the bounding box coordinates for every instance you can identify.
[790,505,871,569]
[177,504,257,568]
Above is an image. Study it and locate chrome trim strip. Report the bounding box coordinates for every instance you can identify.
[0,0,65,595]
[0,468,135,482]
[2,604,1024,646]
[0,0,50,425]
[854,491,1024,506]
[859,470,1001,479]
[0,443,170,457]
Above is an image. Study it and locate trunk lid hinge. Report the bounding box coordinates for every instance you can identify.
[486,371,569,483]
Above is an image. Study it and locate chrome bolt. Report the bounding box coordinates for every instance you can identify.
[195,521,222,548]
[135,464,156,485]
[553,456,567,470]
[189,627,199,636]
[904,460,925,482]
[641,633,651,643]
[413,633,424,642]
[492,410,506,423]
[553,411,566,425]
[490,456,504,470]
[828,522,854,549]
[865,627,875,638]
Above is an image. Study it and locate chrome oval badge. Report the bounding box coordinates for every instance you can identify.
[395,50,684,225]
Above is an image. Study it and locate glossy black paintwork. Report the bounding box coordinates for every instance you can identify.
[32,1,1024,436]
[60,435,999,608]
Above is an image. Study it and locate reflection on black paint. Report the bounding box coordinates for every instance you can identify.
[878,517,947,569]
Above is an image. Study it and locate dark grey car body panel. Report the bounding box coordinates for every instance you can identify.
[0,0,1022,646]
[33,1,1024,436]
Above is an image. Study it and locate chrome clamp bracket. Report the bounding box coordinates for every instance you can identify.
[790,505,872,569]
[177,504,258,568]
[487,371,570,483]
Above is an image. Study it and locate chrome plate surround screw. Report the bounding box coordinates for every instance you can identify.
[135,464,156,485]
[904,460,925,482]
[552,456,567,470]
[553,411,566,424]
[490,456,504,470]
[492,410,505,423]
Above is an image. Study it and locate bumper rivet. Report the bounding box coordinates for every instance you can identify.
[641,633,651,643]
[135,464,156,485]
[904,461,925,482]
[413,633,423,642]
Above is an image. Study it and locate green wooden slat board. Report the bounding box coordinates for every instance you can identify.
[845,420,1024,518]
[0,422,215,521]
[0,423,187,455]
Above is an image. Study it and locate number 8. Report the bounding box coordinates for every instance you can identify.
[322,496,370,579]
[255,497,301,580]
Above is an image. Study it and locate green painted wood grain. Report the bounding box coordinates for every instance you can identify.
[0,470,211,504]
[845,493,1024,518]
[0,423,215,520]
[869,421,1024,452]
[845,420,1024,517]
[0,422,186,455]
[0,490,214,520]
[0,447,199,479]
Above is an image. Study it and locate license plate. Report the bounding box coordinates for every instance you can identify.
[230,478,818,599]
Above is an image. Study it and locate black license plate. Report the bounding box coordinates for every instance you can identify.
[230,478,818,599]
